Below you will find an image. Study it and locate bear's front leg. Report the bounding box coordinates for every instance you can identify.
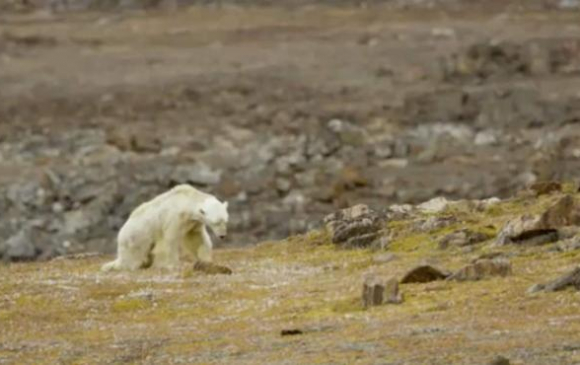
[181,226,213,263]
[151,223,183,270]
[198,226,213,262]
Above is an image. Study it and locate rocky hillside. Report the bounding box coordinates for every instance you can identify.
[2,186,580,364]
[2,5,580,262]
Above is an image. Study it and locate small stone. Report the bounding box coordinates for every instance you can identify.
[378,158,408,168]
[52,202,64,213]
[281,329,303,336]
[323,205,384,249]
[374,141,393,158]
[474,130,498,146]
[388,204,414,215]
[414,216,457,233]
[327,119,367,146]
[127,290,154,301]
[384,277,403,304]
[447,258,512,281]
[193,261,233,275]
[431,27,456,38]
[401,265,450,284]
[275,178,292,193]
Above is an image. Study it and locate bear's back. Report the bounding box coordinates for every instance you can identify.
[129,184,209,220]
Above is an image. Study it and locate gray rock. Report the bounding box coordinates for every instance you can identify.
[373,140,394,159]
[447,258,512,281]
[3,229,37,262]
[413,215,457,233]
[417,197,450,213]
[6,181,44,208]
[324,205,384,249]
[362,275,402,308]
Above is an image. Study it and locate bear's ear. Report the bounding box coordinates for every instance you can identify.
[199,208,206,216]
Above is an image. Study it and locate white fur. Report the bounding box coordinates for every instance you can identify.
[101,184,229,272]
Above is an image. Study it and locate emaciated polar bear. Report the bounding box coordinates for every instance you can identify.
[101,184,228,271]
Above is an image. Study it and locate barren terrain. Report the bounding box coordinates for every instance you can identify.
[3,189,580,364]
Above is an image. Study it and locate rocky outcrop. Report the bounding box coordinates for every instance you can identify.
[496,195,580,246]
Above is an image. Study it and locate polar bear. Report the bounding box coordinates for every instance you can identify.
[101,184,228,272]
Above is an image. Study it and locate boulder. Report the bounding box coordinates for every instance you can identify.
[401,265,451,284]
[362,275,402,308]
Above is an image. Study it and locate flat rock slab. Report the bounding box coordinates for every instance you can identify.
[400,265,451,284]
[529,266,580,293]
[438,228,493,249]
[448,258,512,281]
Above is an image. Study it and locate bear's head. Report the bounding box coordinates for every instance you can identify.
[199,197,229,239]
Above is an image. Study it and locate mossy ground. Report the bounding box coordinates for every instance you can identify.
[2,193,580,364]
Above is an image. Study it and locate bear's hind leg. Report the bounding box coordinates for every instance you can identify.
[103,236,153,271]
